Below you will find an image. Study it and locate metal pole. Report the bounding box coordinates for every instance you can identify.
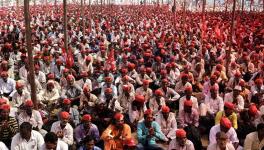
[63,0,68,54]
[24,0,38,109]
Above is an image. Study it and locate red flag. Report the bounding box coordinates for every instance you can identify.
[106,48,116,71]
[65,49,74,68]
[214,25,221,40]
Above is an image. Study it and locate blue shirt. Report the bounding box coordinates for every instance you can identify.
[137,121,166,146]
[78,146,101,150]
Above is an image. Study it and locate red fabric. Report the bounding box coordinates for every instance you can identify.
[176,129,186,138]
[135,95,145,103]
[0,104,10,110]
[114,113,124,120]
[161,106,170,113]
[25,100,33,107]
[144,109,153,115]
[184,100,193,107]
[60,111,70,119]
[224,102,234,110]
[82,114,92,121]
[63,99,71,105]
[220,117,232,129]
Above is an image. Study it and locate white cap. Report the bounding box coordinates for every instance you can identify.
[234,85,242,91]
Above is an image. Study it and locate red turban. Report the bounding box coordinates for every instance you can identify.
[135,95,145,103]
[220,117,232,129]
[161,106,170,113]
[60,111,70,119]
[144,109,153,115]
[82,114,92,121]
[176,129,186,138]
[0,104,10,110]
[63,99,71,105]
[25,100,33,107]
[114,113,124,120]
[224,102,234,110]
[155,89,164,96]
[249,104,258,116]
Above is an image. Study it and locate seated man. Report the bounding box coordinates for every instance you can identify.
[18,100,43,132]
[168,129,195,150]
[209,117,239,149]
[74,114,100,145]
[155,106,177,140]
[11,81,30,108]
[178,100,202,149]
[51,111,74,146]
[101,113,131,150]
[41,132,68,150]
[137,109,167,149]
[61,75,82,106]
[59,98,80,127]
[207,131,235,150]
[78,136,101,150]
[11,122,44,150]
[244,123,264,150]
[215,102,238,129]
[123,138,137,150]
[0,104,18,148]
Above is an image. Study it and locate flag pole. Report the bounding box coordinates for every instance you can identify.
[24,0,38,109]
[63,0,68,54]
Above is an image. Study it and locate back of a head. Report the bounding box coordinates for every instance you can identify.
[82,136,94,144]
[257,123,264,131]
[216,131,228,140]
[44,132,58,143]
[20,122,32,131]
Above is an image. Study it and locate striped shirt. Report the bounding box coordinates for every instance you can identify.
[0,117,18,140]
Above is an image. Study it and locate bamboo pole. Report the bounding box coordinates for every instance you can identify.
[230,0,236,43]
[24,0,38,109]
[213,0,216,12]
[81,0,85,34]
[63,0,68,54]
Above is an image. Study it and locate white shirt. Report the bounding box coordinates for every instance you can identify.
[0,78,16,95]
[179,96,198,111]
[244,131,264,150]
[11,90,31,107]
[207,142,235,150]
[209,125,239,144]
[155,112,177,139]
[204,95,224,115]
[11,130,44,150]
[40,140,68,150]
[18,110,43,129]
[168,139,195,150]
[51,121,73,145]
[0,142,8,150]
[224,92,244,111]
